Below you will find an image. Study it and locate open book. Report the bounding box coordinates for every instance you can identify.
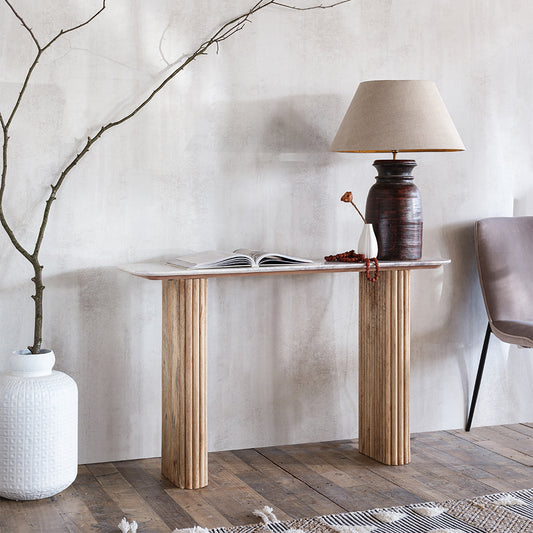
[168,249,312,269]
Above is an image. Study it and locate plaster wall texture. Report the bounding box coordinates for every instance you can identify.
[1,0,532,464]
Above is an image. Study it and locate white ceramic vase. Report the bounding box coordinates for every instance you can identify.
[358,223,379,259]
[0,349,78,500]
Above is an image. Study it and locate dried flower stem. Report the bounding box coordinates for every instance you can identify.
[340,191,366,224]
[350,200,366,224]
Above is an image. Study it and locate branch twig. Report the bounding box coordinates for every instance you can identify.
[38,0,356,254]
[273,0,352,9]
[0,113,32,261]
[5,1,106,128]
[3,0,40,48]
[40,0,106,54]
[1,0,352,353]
[1,0,108,352]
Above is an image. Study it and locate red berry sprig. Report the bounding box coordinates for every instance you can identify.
[324,250,379,283]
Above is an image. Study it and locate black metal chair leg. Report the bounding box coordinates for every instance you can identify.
[466,322,492,431]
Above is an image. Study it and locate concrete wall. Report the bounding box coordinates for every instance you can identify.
[1,0,532,464]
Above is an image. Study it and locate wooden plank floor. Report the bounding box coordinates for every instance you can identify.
[1,424,532,532]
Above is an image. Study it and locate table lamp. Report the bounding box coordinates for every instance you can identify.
[331,80,465,260]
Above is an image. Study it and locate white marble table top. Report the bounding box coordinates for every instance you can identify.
[119,258,450,280]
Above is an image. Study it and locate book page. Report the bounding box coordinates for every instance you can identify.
[232,248,262,264]
[168,250,253,269]
[233,249,312,266]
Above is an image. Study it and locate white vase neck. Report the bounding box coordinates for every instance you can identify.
[9,349,55,377]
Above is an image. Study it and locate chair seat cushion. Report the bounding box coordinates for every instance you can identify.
[492,320,533,348]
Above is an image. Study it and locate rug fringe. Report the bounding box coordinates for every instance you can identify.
[493,495,526,506]
[172,526,211,533]
[117,488,533,533]
[118,517,138,533]
[253,505,279,524]
[411,506,447,518]
[368,510,406,524]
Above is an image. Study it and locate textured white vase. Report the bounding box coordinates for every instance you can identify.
[358,223,379,258]
[0,349,78,500]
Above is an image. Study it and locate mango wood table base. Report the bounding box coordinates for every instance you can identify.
[120,259,449,487]
[162,279,208,489]
[359,270,410,465]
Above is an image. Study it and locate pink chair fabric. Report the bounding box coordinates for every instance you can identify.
[475,217,533,348]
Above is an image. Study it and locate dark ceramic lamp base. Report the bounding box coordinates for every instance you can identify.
[365,159,423,260]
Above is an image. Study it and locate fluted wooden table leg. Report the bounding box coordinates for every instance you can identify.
[162,278,208,488]
[358,270,410,465]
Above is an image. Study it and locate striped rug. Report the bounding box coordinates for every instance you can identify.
[178,488,533,533]
[117,489,533,533]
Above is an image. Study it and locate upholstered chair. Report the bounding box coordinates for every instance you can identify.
[466,216,533,431]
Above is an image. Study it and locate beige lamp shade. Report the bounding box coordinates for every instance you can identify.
[330,80,465,153]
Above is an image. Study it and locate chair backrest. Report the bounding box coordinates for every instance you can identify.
[475,216,533,323]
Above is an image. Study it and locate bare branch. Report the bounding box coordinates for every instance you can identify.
[34,0,353,256]
[2,1,108,351]
[33,132,102,255]
[273,0,351,9]
[158,21,173,67]
[4,0,107,128]
[1,0,107,260]
[80,1,275,129]
[3,0,41,49]
[41,0,106,53]
[2,0,351,351]
[6,53,42,128]
[0,112,7,199]
[0,115,32,261]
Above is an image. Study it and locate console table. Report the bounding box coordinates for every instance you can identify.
[120,259,449,489]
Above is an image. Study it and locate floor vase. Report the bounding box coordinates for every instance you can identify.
[0,349,78,500]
